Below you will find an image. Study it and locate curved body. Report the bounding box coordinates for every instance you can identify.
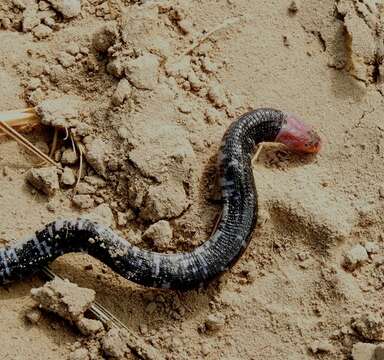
[0,108,315,290]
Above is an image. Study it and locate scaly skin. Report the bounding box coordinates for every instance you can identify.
[0,108,320,290]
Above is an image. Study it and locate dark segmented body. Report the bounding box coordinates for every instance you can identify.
[0,108,286,290]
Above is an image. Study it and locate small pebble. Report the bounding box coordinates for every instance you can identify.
[375,256,384,267]
[46,201,56,212]
[32,24,53,39]
[125,52,160,90]
[178,18,193,34]
[47,0,81,18]
[352,342,376,360]
[61,167,76,186]
[24,11,42,33]
[85,139,110,177]
[27,78,41,90]
[288,1,299,13]
[352,313,384,341]
[143,220,173,250]
[309,340,335,354]
[84,175,106,188]
[85,204,114,227]
[201,58,218,74]
[25,308,42,324]
[365,242,379,254]
[92,23,118,53]
[201,343,211,356]
[343,244,369,271]
[205,108,223,125]
[69,348,89,360]
[76,182,96,195]
[207,82,227,108]
[72,195,95,209]
[57,52,75,68]
[66,42,80,56]
[112,79,132,106]
[178,102,192,114]
[139,323,148,335]
[1,18,11,30]
[76,318,104,336]
[61,148,79,165]
[205,313,225,331]
[26,167,59,196]
[117,212,127,227]
[101,328,130,359]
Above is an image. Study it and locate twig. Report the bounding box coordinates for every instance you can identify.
[74,139,84,191]
[0,107,35,115]
[252,143,265,165]
[0,112,38,124]
[0,108,40,137]
[182,17,241,56]
[41,267,165,360]
[210,210,223,236]
[49,128,59,158]
[0,121,60,169]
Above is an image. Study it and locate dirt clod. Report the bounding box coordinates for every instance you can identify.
[76,318,104,336]
[25,308,42,324]
[205,313,225,331]
[61,166,76,186]
[352,342,376,360]
[69,348,90,360]
[112,79,132,106]
[47,0,81,18]
[352,313,384,341]
[26,166,60,196]
[84,139,110,178]
[309,340,335,354]
[143,220,173,250]
[125,52,160,90]
[72,194,95,209]
[92,23,118,53]
[30,278,95,322]
[141,181,189,221]
[343,244,369,271]
[101,328,131,359]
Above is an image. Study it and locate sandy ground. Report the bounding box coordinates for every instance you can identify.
[1,0,384,359]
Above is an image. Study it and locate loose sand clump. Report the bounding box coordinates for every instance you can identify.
[26,166,60,196]
[143,220,173,250]
[31,278,96,322]
[47,0,81,19]
[36,96,83,128]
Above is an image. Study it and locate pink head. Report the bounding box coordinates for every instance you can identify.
[275,114,322,154]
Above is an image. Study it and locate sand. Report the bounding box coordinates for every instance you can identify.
[1,0,384,359]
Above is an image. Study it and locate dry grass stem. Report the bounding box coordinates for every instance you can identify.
[0,108,40,137]
[0,120,60,169]
[182,17,240,56]
[74,139,84,191]
[49,128,59,157]
[252,143,265,165]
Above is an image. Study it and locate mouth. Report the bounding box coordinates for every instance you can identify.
[304,131,322,153]
[275,114,322,154]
